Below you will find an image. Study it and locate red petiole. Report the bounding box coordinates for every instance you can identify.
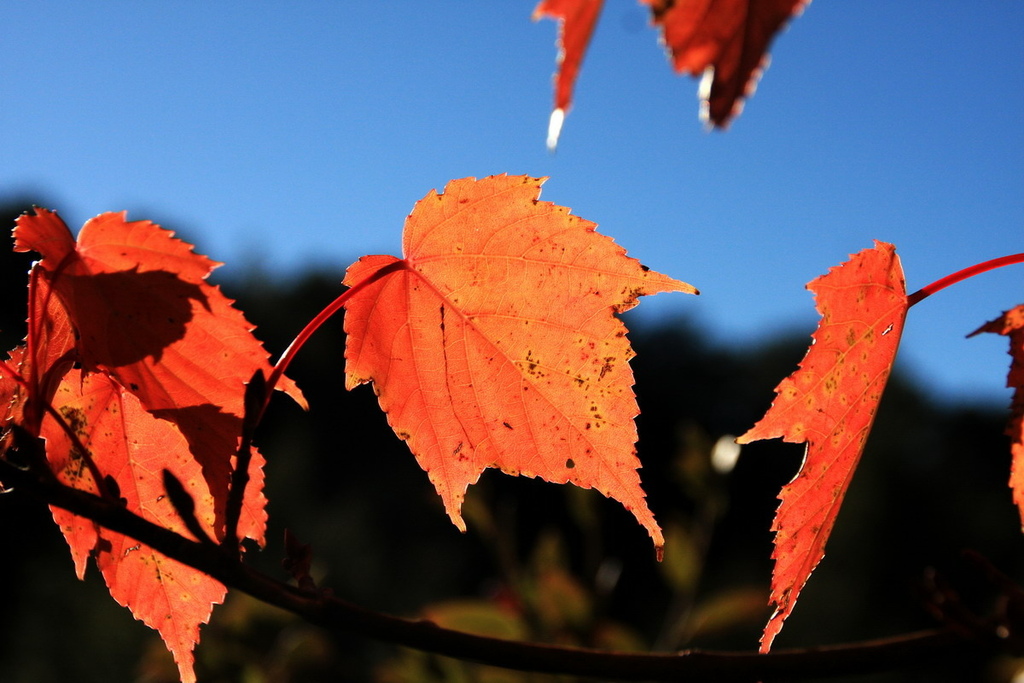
[908,253,1024,308]
[261,259,407,415]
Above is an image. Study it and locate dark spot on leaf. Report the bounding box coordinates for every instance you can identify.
[565,459,575,469]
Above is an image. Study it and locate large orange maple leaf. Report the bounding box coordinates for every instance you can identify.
[737,241,908,651]
[970,305,1024,527]
[342,175,696,554]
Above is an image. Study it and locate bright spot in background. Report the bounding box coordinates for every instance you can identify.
[711,435,742,474]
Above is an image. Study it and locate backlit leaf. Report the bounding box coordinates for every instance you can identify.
[533,0,808,142]
[0,270,76,438]
[13,208,303,538]
[42,369,223,683]
[644,0,808,126]
[533,0,604,149]
[737,240,907,651]
[969,305,1024,527]
[342,175,696,554]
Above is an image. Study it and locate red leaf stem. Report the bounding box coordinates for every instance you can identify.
[263,259,407,412]
[908,253,1024,307]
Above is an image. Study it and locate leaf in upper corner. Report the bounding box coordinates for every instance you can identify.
[12,208,304,538]
[643,0,808,126]
[532,0,808,142]
[342,175,696,555]
[736,240,908,651]
[533,0,604,149]
[42,369,224,683]
[969,305,1024,528]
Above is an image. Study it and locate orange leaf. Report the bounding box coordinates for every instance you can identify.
[43,369,224,683]
[0,270,77,436]
[533,0,604,149]
[969,305,1024,528]
[13,208,303,538]
[736,241,907,651]
[643,0,808,127]
[342,175,696,554]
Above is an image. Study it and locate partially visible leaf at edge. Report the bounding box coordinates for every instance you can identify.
[969,305,1024,527]
[533,0,604,149]
[0,269,76,437]
[532,0,807,144]
[43,369,223,683]
[342,175,696,555]
[736,240,907,651]
[643,0,809,127]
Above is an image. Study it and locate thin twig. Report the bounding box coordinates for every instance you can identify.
[262,259,407,416]
[0,455,998,682]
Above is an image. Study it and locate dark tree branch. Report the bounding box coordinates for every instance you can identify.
[0,456,999,681]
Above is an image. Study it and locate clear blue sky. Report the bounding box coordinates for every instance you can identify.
[2,1,1021,406]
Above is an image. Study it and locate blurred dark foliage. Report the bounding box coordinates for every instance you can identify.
[0,200,1021,682]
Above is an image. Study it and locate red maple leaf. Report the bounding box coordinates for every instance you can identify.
[737,241,908,651]
[970,305,1024,527]
[342,175,697,555]
[533,0,604,149]
[43,369,224,683]
[0,267,77,435]
[12,208,304,536]
[1,207,306,682]
[644,0,809,126]
[535,0,808,145]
